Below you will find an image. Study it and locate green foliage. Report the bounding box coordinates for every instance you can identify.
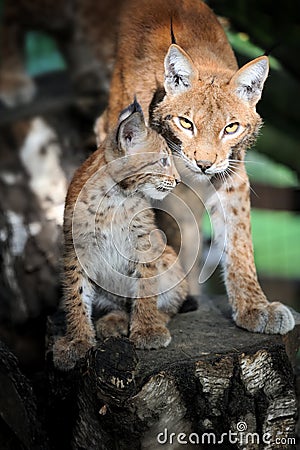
[25,32,66,76]
[251,209,300,278]
[245,152,298,188]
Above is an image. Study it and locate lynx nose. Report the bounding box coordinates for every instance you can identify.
[196,160,212,173]
[175,177,180,185]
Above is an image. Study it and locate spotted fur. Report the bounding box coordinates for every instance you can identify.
[95,0,295,336]
[53,101,187,370]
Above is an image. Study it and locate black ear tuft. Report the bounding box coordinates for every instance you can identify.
[170,17,177,45]
[132,95,143,114]
[118,97,144,124]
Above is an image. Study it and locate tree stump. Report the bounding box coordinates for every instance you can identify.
[47,296,300,450]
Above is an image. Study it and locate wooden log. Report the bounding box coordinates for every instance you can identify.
[47,296,300,450]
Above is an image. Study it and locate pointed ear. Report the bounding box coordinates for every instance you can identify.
[118,96,144,124]
[230,56,269,106]
[117,110,147,154]
[164,44,198,96]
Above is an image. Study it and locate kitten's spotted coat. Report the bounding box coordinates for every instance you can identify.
[53,101,187,370]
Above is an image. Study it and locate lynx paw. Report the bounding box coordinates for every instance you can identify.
[52,336,95,371]
[234,302,295,335]
[130,325,171,349]
[95,311,129,339]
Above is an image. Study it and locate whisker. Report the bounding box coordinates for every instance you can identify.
[223,170,234,192]
[165,137,203,175]
[229,158,264,165]
[226,167,259,198]
[228,161,256,178]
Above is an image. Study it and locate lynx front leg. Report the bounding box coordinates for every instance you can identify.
[209,164,294,335]
[129,263,171,349]
[53,263,96,371]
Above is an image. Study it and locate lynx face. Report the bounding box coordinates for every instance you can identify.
[137,153,179,200]
[150,45,269,180]
[110,101,180,200]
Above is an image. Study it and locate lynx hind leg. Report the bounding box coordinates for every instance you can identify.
[157,245,188,316]
[234,301,295,335]
[130,301,172,350]
[95,310,129,339]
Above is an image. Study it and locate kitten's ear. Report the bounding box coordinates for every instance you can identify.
[117,100,147,154]
[118,96,144,124]
[230,56,269,106]
[164,44,198,96]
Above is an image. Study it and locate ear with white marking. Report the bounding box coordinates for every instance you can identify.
[164,44,198,96]
[117,100,147,154]
[230,56,269,106]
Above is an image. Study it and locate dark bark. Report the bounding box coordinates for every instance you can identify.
[0,76,104,368]
[46,296,300,450]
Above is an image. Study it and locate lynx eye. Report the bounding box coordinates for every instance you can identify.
[178,117,194,131]
[224,122,240,135]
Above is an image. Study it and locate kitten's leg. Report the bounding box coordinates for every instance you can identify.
[208,163,294,335]
[53,261,96,370]
[157,245,188,316]
[129,263,171,349]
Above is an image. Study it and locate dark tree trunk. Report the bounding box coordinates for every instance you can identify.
[46,297,300,450]
[0,72,104,368]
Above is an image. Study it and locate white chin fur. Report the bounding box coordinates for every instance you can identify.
[142,187,169,200]
[205,161,229,175]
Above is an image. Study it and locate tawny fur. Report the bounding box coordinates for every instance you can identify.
[53,104,187,370]
[4,0,294,338]
[96,0,295,336]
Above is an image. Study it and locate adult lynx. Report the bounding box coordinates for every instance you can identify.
[96,0,294,335]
